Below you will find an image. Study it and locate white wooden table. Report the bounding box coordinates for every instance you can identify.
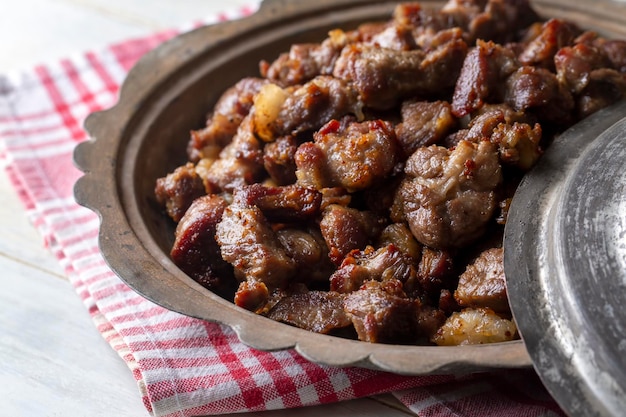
[0,1,412,416]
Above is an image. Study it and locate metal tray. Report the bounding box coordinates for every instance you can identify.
[505,99,626,417]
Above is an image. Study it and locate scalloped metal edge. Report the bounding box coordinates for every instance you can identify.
[73,0,537,375]
[504,99,626,416]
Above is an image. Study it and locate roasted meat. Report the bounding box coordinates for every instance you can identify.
[188,77,267,161]
[432,307,517,345]
[398,140,502,249]
[295,117,402,192]
[155,162,206,222]
[170,194,235,297]
[215,191,296,301]
[155,0,626,346]
[454,247,509,313]
[267,290,352,334]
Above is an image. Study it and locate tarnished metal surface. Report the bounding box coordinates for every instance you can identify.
[505,99,626,417]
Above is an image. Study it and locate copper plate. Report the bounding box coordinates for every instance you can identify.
[74,0,625,379]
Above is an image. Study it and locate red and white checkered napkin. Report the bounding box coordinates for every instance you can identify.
[0,5,566,417]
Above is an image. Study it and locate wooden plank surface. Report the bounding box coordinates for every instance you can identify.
[0,0,257,72]
[0,250,149,417]
[0,1,413,416]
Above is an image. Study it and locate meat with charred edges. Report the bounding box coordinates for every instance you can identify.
[155,0,626,346]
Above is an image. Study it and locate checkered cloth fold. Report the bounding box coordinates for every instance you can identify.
[0,4,565,417]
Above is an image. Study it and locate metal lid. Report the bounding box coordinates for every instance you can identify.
[504,99,626,417]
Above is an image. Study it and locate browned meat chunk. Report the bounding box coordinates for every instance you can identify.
[398,140,502,249]
[454,247,509,313]
[280,76,364,135]
[263,135,298,185]
[505,65,575,126]
[377,223,423,262]
[343,280,419,344]
[462,0,540,45]
[489,121,542,171]
[555,43,612,95]
[261,29,348,86]
[155,162,206,222]
[404,35,469,94]
[391,1,426,26]
[392,1,446,45]
[419,27,465,53]
[276,227,335,284]
[576,68,626,119]
[319,204,384,265]
[359,179,401,220]
[443,1,496,40]
[295,117,402,192]
[292,142,326,191]
[554,40,626,118]
[235,183,322,223]
[201,114,265,192]
[234,281,270,312]
[395,100,457,155]
[333,40,467,110]
[330,245,418,294]
[353,19,390,40]
[464,105,514,140]
[394,0,539,46]
[518,19,581,70]
[253,76,363,142]
[438,288,460,315]
[319,187,352,210]
[266,290,352,334]
[451,39,519,117]
[215,193,296,293]
[170,195,235,297]
[187,77,267,161]
[416,246,455,299]
[367,23,418,51]
[450,105,542,170]
[601,39,626,72]
[415,304,448,343]
[432,307,517,345]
